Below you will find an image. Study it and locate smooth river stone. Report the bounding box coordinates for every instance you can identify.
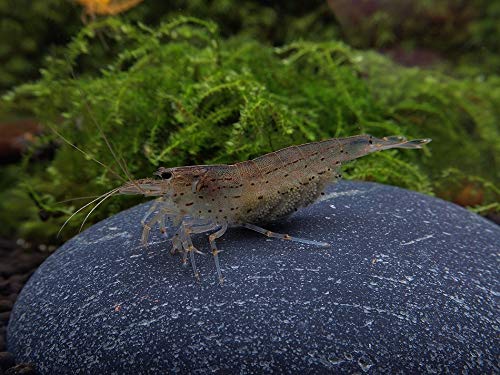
[7,181,500,374]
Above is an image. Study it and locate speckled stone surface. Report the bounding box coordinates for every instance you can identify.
[7,181,500,374]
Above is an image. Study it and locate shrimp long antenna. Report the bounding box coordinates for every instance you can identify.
[79,189,119,232]
[55,195,101,204]
[65,57,145,194]
[47,123,128,184]
[83,99,139,187]
[57,187,119,237]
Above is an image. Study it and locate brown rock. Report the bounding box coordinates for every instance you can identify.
[7,283,22,295]
[0,300,12,313]
[0,280,9,295]
[0,118,41,164]
[453,183,484,207]
[0,352,15,371]
[0,312,10,324]
[5,363,37,375]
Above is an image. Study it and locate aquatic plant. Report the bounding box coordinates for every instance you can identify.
[1,17,498,242]
[0,0,334,94]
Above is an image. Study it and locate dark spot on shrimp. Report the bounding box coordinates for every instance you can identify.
[258,195,263,200]
[185,202,194,206]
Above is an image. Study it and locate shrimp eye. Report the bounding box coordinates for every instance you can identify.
[161,171,173,180]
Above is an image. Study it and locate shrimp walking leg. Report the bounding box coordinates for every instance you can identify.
[168,221,220,280]
[169,221,217,254]
[141,206,179,245]
[208,222,228,284]
[170,233,182,255]
[178,226,202,280]
[141,198,162,227]
[241,223,330,247]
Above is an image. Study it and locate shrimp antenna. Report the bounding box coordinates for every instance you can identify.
[46,123,128,184]
[55,195,101,204]
[79,188,119,232]
[65,56,145,194]
[57,187,119,237]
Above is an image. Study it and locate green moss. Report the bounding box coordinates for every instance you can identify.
[1,17,498,242]
[0,0,335,94]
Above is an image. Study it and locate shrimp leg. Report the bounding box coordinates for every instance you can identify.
[170,232,182,255]
[169,221,220,280]
[140,200,163,244]
[178,227,202,280]
[169,221,216,254]
[240,223,330,247]
[208,222,228,284]
[141,206,179,245]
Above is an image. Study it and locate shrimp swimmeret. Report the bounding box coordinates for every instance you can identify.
[63,134,431,283]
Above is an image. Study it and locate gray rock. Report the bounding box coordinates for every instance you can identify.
[7,181,500,374]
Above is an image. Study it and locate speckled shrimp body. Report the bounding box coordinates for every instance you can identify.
[117,134,431,282]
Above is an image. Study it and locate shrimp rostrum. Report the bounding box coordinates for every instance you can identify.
[100,134,430,283]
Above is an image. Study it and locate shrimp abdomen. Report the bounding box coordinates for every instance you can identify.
[232,134,431,223]
[295,134,431,165]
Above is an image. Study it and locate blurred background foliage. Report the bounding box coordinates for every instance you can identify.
[0,0,498,244]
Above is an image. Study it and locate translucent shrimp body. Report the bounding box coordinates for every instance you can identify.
[117,134,431,283]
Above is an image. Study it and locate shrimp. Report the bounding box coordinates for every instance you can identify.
[94,134,430,283]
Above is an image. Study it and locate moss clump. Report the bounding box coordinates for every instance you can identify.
[2,17,498,242]
[0,0,336,94]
